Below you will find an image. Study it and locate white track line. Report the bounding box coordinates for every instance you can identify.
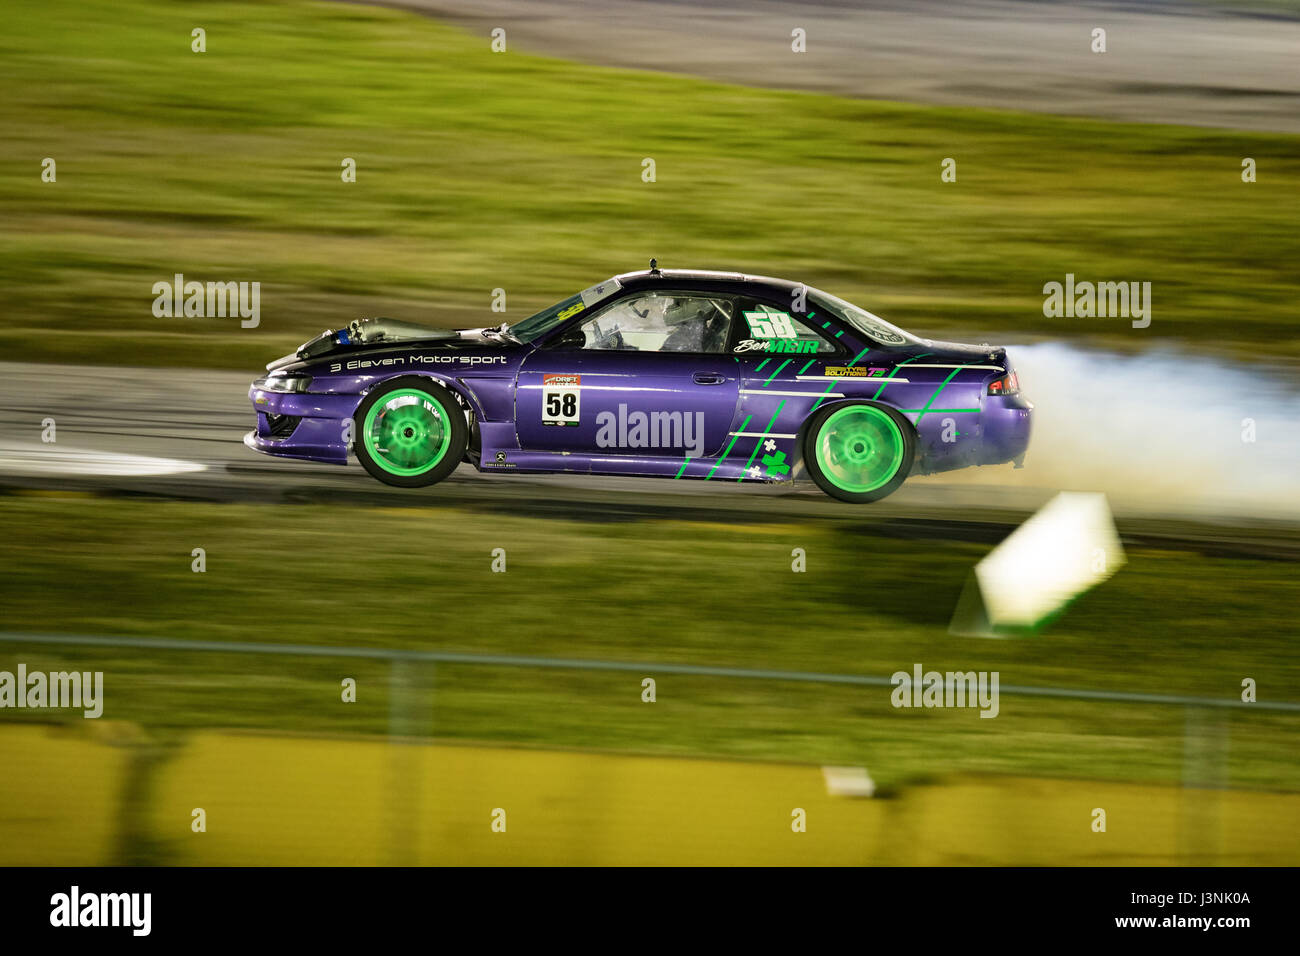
[0,444,207,476]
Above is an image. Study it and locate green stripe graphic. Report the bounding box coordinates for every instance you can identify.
[811,345,886,411]
[911,366,967,423]
[737,400,788,481]
[763,359,792,386]
[705,414,751,480]
[871,351,933,401]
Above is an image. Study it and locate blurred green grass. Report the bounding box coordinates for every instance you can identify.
[1,0,1298,368]
[1,496,1294,789]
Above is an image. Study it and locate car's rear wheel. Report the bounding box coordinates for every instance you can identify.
[804,402,914,503]
[354,378,467,488]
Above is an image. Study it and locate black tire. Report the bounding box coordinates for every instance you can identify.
[353,377,468,488]
[802,401,916,503]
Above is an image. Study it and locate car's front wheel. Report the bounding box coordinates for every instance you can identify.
[353,378,467,488]
[804,402,915,503]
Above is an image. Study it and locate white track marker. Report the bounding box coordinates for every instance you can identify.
[951,491,1125,636]
[822,765,876,797]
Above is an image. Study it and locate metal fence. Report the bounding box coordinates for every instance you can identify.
[5,630,1297,711]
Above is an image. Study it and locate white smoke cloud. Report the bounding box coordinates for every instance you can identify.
[952,343,1300,518]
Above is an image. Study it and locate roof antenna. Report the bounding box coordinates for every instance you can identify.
[648,257,660,275]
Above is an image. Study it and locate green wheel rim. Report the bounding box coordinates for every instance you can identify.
[814,405,905,493]
[362,387,453,476]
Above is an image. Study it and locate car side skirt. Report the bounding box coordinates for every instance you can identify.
[477,449,787,483]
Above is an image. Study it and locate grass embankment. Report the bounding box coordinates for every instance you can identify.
[1,496,1295,789]
[1,0,1297,368]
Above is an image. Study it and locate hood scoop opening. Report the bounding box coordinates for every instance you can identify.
[346,317,458,346]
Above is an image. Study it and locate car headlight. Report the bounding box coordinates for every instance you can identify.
[253,373,313,393]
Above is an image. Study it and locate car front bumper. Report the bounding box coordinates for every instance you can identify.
[245,385,361,465]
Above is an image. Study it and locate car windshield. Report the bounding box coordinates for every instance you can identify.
[507,295,583,344]
[508,276,624,344]
[808,288,920,347]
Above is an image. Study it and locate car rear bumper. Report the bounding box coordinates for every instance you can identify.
[978,394,1033,466]
[911,393,1032,475]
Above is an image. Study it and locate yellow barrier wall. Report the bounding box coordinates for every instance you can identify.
[0,724,125,865]
[4,725,1298,865]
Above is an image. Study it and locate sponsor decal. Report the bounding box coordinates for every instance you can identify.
[825,366,868,377]
[743,441,791,480]
[733,338,818,355]
[762,448,790,477]
[852,316,908,346]
[542,373,581,426]
[767,338,818,354]
[328,354,508,373]
[579,277,622,306]
[557,301,585,320]
[407,353,508,366]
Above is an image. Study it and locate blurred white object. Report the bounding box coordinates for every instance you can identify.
[953,491,1125,635]
[822,765,875,798]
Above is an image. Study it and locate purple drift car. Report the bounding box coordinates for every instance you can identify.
[245,263,1032,503]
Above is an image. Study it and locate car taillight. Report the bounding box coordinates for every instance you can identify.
[986,370,1020,396]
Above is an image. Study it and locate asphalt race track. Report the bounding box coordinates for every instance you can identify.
[3,361,1298,560]
[0,360,1041,516]
[361,0,1300,133]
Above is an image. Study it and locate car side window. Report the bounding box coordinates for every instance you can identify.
[573,293,735,353]
[731,301,839,356]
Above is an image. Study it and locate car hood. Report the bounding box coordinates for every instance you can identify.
[266,317,516,371]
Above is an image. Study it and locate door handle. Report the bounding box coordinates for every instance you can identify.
[693,372,726,385]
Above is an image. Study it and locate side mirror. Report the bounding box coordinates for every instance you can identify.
[549,327,586,350]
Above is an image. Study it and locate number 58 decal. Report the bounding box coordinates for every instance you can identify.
[542,373,581,427]
[743,310,798,339]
